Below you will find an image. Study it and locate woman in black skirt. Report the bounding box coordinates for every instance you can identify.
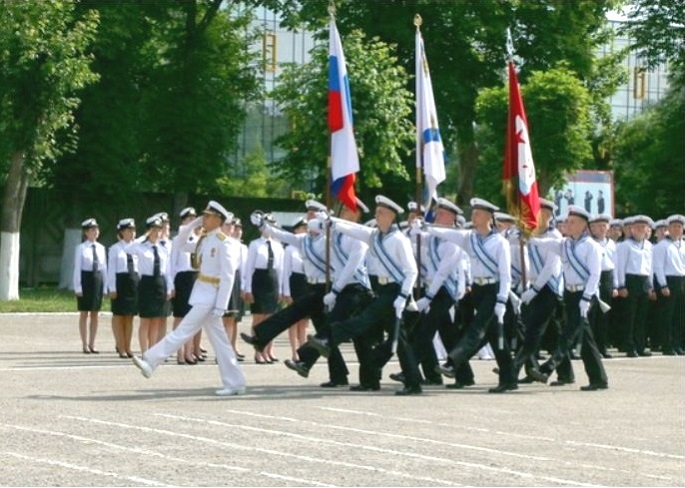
[281,218,309,360]
[73,218,107,354]
[107,218,139,358]
[243,216,283,363]
[222,218,247,361]
[126,215,173,353]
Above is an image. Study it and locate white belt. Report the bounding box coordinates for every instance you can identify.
[376,276,395,285]
[307,276,326,285]
[473,277,497,285]
[565,284,585,292]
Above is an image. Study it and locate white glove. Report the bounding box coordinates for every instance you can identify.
[315,210,330,223]
[409,219,424,237]
[393,296,406,318]
[579,299,590,318]
[212,307,225,317]
[307,219,323,233]
[520,288,537,305]
[494,302,506,323]
[415,297,431,312]
[323,291,336,309]
[250,213,263,227]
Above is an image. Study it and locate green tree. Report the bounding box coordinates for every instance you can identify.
[474,65,594,205]
[0,2,99,300]
[216,146,289,198]
[260,0,620,204]
[270,29,414,203]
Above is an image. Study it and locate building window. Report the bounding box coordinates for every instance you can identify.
[263,32,277,72]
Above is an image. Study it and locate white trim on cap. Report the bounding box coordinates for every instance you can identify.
[375,195,403,214]
[117,218,135,229]
[203,200,231,221]
[567,205,591,221]
[305,200,327,212]
[666,214,685,225]
[494,211,516,222]
[146,216,163,227]
[436,197,463,215]
[589,213,612,223]
[81,218,98,228]
[539,198,557,211]
[469,197,499,213]
[180,207,196,218]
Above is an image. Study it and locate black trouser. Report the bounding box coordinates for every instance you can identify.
[412,287,456,383]
[513,286,559,376]
[659,276,685,352]
[327,281,422,388]
[623,274,651,354]
[589,270,613,354]
[253,283,348,383]
[447,283,516,387]
[541,291,608,386]
[298,283,374,383]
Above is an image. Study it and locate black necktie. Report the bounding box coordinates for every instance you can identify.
[266,240,274,270]
[91,244,99,272]
[126,253,134,274]
[152,245,160,277]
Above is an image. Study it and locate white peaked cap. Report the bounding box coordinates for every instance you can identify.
[470,197,499,213]
[494,211,516,222]
[589,214,612,224]
[81,218,98,228]
[203,200,232,221]
[305,200,327,212]
[436,197,463,215]
[375,195,404,215]
[567,205,591,221]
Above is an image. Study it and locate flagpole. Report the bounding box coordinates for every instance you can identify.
[506,28,528,292]
[325,1,336,293]
[414,14,423,298]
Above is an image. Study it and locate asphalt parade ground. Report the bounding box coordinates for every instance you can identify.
[0,313,683,487]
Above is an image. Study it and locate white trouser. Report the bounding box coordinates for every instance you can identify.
[143,304,245,389]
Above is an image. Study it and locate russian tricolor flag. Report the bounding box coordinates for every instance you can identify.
[328,18,359,212]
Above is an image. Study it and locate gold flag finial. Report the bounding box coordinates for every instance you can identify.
[414,14,423,28]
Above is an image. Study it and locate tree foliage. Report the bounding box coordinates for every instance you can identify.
[270,29,414,198]
[475,65,594,205]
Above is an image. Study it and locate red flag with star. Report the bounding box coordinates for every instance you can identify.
[503,60,540,232]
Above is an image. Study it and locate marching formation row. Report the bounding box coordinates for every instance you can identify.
[73,196,685,396]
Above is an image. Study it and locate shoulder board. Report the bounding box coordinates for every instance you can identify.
[216,232,227,241]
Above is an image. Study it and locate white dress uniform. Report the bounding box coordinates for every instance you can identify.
[73,240,108,296]
[136,204,246,394]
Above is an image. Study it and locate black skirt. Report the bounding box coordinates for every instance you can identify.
[250,268,279,314]
[226,269,245,320]
[172,270,197,318]
[111,272,139,316]
[77,271,103,312]
[289,272,308,301]
[138,275,168,318]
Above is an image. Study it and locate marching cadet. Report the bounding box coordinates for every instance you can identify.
[107,218,139,358]
[241,200,352,387]
[616,215,655,357]
[531,206,609,391]
[410,198,471,388]
[653,220,669,242]
[243,213,284,363]
[652,214,685,355]
[307,195,422,395]
[170,207,200,364]
[280,217,310,361]
[126,215,174,353]
[417,198,517,393]
[609,219,623,242]
[132,201,246,396]
[589,213,617,358]
[513,199,564,381]
[74,218,107,354]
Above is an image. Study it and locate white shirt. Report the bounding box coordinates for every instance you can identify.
[125,237,174,293]
[170,232,198,278]
[616,238,653,287]
[243,236,283,294]
[652,237,685,287]
[266,225,327,282]
[281,244,304,297]
[426,226,511,303]
[414,230,465,300]
[107,240,138,293]
[330,229,370,293]
[73,240,107,294]
[527,229,563,295]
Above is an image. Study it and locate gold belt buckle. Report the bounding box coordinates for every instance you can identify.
[378,276,389,285]
[307,276,317,284]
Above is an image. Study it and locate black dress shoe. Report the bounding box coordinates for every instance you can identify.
[306,334,331,358]
[550,379,575,386]
[284,359,309,378]
[488,383,518,393]
[580,383,608,391]
[518,376,535,384]
[389,372,405,383]
[446,379,475,389]
[434,364,456,379]
[395,385,422,396]
[626,351,638,358]
[320,379,349,388]
[662,350,676,356]
[527,369,549,384]
[240,332,264,351]
[601,352,613,359]
[638,350,652,357]
[349,384,380,392]
[421,377,443,386]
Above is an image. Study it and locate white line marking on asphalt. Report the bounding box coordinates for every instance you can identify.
[1,423,333,487]
[62,415,457,486]
[317,406,684,461]
[157,412,597,487]
[1,451,171,486]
